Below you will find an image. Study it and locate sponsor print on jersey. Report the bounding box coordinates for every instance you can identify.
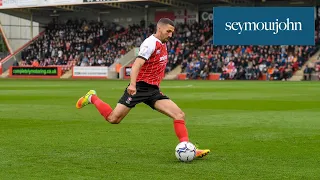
[160,55,167,61]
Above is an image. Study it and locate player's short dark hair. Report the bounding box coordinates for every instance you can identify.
[158,18,175,27]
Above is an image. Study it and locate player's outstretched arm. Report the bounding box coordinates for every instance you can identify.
[127,58,146,95]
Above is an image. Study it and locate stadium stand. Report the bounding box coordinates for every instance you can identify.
[182,42,318,81]
[180,18,320,81]
[165,21,213,73]
[0,0,319,81]
[15,16,320,81]
[19,19,126,73]
[18,19,212,75]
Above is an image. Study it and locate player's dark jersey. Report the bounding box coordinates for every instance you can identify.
[136,35,168,87]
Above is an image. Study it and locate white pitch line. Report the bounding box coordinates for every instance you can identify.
[160,85,193,89]
[111,84,193,90]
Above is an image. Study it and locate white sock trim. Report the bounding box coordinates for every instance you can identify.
[88,95,92,103]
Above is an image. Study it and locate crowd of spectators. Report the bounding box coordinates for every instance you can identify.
[19,19,127,70]
[182,43,318,81]
[165,21,213,73]
[181,18,320,81]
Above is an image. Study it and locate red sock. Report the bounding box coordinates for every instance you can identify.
[174,120,189,142]
[91,95,113,120]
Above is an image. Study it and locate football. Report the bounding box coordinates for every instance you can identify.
[175,141,196,162]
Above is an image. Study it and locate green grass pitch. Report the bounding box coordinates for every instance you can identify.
[1,79,320,179]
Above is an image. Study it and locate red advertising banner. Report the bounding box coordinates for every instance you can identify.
[155,11,175,22]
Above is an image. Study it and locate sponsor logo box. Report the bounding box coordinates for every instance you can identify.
[213,7,315,45]
[72,66,108,78]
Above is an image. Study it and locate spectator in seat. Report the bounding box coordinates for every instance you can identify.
[304,65,313,80]
[186,62,194,79]
[235,66,246,80]
[191,67,201,79]
[220,65,228,80]
[266,66,274,80]
[272,65,280,80]
[181,59,188,73]
[191,59,201,79]
[283,65,293,81]
[227,60,236,79]
[81,55,89,66]
[258,62,267,73]
[32,59,39,67]
[277,65,285,79]
[229,66,237,79]
[200,65,210,80]
[252,65,261,80]
[245,67,253,80]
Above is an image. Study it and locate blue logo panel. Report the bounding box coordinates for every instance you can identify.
[213,7,315,45]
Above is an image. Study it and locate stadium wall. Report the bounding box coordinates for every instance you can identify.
[0,12,40,52]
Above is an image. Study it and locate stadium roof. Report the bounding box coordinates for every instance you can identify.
[0,0,316,25]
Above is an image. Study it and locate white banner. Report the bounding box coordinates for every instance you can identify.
[186,9,198,23]
[0,0,81,8]
[174,9,185,24]
[0,0,142,9]
[173,9,199,24]
[73,66,108,77]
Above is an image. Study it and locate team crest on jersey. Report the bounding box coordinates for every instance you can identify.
[156,50,161,54]
[126,97,132,104]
